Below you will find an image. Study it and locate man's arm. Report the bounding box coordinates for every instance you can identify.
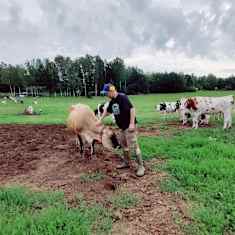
[130,107,135,124]
[129,107,136,130]
[96,109,110,126]
[122,94,135,130]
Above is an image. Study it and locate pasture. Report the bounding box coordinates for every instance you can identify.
[0,90,235,235]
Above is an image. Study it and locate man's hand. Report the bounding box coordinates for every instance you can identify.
[128,123,135,131]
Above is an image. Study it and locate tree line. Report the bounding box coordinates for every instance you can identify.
[0,55,235,97]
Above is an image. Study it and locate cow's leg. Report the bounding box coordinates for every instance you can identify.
[90,140,96,158]
[223,112,228,129]
[205,115,210,125]
[192,114,200,129]
[77,134,84,157]
[180,110,185,124]
[223,111,232,129]
[83,134,95,160]
[228,112,232,128]
[182,113,188,125]
[192,115,195,128]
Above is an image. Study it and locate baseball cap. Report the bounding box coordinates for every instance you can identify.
[101,83,116,95]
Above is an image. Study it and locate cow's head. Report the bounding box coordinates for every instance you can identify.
[99,103,105,113]
[94,103,105,117]
[94,109,98,116]
[185,98,198,111]
[101,127,121,150]
[159,103,167,111]
[175,100,181,110]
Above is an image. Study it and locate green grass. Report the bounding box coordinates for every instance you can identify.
[0,90,234,125]
[139,127,235,235]
[0,187,113,235]
[109,190,139,209]
[80,171,105,183]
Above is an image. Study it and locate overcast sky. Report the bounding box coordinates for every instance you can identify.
[0,0,235,77]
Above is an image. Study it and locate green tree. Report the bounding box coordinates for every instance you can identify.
[109,57,125,90]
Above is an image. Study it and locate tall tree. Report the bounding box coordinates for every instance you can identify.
[94,56,105,95]
[109,57,125,90]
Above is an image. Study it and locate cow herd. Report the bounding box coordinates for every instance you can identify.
[156,95,234,129]
[93,95,234,130]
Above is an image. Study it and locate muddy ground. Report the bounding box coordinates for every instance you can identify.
[0,124,190,235]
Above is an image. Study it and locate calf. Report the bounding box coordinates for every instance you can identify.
[181,111,210,126]
[182,96,234,129]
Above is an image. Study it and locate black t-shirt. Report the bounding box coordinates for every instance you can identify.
[107,93,136,130]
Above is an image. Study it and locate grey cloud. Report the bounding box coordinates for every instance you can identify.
[0,0,235,71]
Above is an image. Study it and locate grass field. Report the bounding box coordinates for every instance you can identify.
[0,90,235,235]
[0,90,234,125]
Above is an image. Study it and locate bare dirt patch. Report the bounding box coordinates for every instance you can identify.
[111,160,188,235]
[0,124,189,234]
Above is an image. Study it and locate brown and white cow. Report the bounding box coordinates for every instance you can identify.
[67,103,120,159]
[181,96,234,129]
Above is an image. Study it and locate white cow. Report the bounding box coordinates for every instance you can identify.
[181,96,234,129]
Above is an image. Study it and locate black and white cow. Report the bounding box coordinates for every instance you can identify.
[94,102,115,123]
[182,112,210,126]
[156,100,181,113]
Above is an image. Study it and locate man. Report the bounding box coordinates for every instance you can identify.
[99,83,145,177]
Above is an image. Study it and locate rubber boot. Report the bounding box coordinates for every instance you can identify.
[116,150,131,169]
[136,154,145,177]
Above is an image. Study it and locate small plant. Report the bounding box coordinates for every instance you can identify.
[109,190,139,209]
[80,171,105,183]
